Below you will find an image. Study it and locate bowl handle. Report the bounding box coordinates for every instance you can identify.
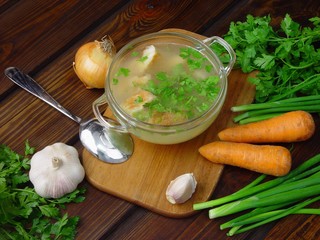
[92,94,128,133]
[203,36,236,75]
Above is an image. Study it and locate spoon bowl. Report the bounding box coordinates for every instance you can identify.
[5,67,133,164]
[79,118,133,163]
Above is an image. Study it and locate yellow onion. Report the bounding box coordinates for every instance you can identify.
[73,36,116,89]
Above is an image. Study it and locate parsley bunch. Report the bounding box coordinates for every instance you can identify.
[213,14,320,102]
[0,142,85,240]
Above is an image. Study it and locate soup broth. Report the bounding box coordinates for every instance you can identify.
[111,43,220,125]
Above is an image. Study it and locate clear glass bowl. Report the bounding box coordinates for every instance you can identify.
[93,32,235,144]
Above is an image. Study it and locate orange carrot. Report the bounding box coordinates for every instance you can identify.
[218,111,315,143]
[199,141,291,176]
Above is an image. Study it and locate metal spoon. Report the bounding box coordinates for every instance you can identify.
[5,67,134,163]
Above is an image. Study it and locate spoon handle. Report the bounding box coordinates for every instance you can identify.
[5,67,82,124]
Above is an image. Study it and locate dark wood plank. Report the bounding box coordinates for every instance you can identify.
[204,0,320,36]
[66,183,135,239]
[0,0,19,13]
[0,0,128,95]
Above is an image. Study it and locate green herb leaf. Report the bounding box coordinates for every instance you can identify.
[137,55,149,63]
[24,140,35,156]
[131,51,139,57]
[135,96,143,103]
[281,14,300,37]
[113,78,119,85]
[253,54,275,70]
[180,47,208,71]
[116,67,130,77]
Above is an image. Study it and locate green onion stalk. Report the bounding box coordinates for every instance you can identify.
[226,196,320,236]
[193,154,320,236]
[231,94,320,124]
[209,182,320,219]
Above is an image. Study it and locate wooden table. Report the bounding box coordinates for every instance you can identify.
[1,0,319,239]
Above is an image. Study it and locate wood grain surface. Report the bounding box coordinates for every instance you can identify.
[1,0,319,239]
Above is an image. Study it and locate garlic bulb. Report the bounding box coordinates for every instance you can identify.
[29,143,85,198]
[166,173,197,204]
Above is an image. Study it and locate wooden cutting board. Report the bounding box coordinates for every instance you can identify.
[82,29,256,218]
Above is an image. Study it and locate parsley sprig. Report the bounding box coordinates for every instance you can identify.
[0,142,85,240]
[213,14,320,102]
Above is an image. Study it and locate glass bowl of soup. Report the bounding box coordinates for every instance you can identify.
[93,32,235,144]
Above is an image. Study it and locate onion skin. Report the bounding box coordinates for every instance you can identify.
[73,37,115,89]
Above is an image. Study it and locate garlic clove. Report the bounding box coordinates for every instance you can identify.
[166,173,197,204]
